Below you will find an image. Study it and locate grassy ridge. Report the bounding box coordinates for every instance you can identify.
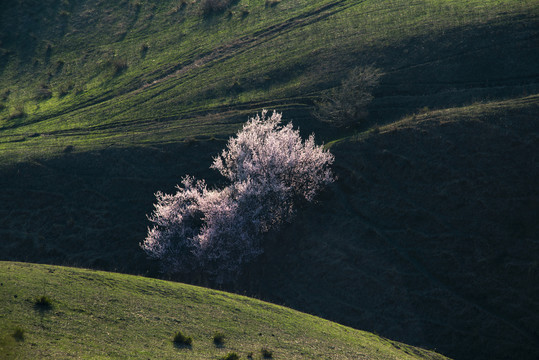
[1,0,537,163]
[0,261,449,359]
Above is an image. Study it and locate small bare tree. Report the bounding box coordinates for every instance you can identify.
[314,66,382,128]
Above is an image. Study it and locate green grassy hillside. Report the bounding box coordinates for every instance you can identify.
[0,261,449,359]
[0,0,537,163]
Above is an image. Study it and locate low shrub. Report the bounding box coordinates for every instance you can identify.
[201,0,231,16]
[213,332,225,346]
[220,353,239,360]
[12,328,24,342]
[265,0,280,7]
[34,295,52,310]
[109,58,128,76]
[140,43,149,56]
[261,347,273,358]
[173,331,192,347]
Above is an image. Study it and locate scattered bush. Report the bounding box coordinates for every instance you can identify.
[173,331,192,347]
[239,5,249,17]
[140,43,149,56]
[142,111,334,283]
[56,83,73,97]
[265,0,280,7]
[109,58,128,76]
[9,103,26,119]
[213,332,225,346]
[54,60,65,74]
[314,65,382,128]
[34,295,52,310]
[261,347,273,358]
[201,0,232,16]
[73,84,84,95]
[0,89,10,101]
[220,353,239,360]
[45,43,53,58]
[12,328,24,342]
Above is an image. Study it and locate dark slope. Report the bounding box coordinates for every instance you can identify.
[240,95,539,360]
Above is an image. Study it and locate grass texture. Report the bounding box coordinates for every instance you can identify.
[0,261,449,359]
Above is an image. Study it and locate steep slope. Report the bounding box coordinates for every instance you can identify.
[239,94,539,360]
[0,261,449,359]
[0,0,537,163]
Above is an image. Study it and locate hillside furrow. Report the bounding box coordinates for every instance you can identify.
[138,0,356,92]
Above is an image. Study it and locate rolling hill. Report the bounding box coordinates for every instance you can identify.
[0,261,449,359]
[1,0,538,359]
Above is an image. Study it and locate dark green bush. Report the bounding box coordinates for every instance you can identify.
[109,58,128,76]
[213,332,225,346]
[34,295,52,310]
[265,0,280,7]
[261,347,273,358]
[140,43,149,56]
[173,331,192,347]
[12,328,24,341]
[220,353,239,360]
[201,0,231,16]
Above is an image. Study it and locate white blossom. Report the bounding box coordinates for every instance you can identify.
[141,110,334,282]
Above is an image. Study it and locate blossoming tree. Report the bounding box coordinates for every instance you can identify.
[141,110,334,283]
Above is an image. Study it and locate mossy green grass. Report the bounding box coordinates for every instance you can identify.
[0,261,449,359]
[0,0,537,164]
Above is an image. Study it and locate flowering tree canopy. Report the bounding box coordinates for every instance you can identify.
[141,110,334,283]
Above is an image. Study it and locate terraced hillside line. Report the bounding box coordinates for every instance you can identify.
[138,0,356,92]
[0,1,355,133]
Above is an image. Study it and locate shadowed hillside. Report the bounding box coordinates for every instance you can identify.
[1,95,537,360]
[240,95,539,360]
